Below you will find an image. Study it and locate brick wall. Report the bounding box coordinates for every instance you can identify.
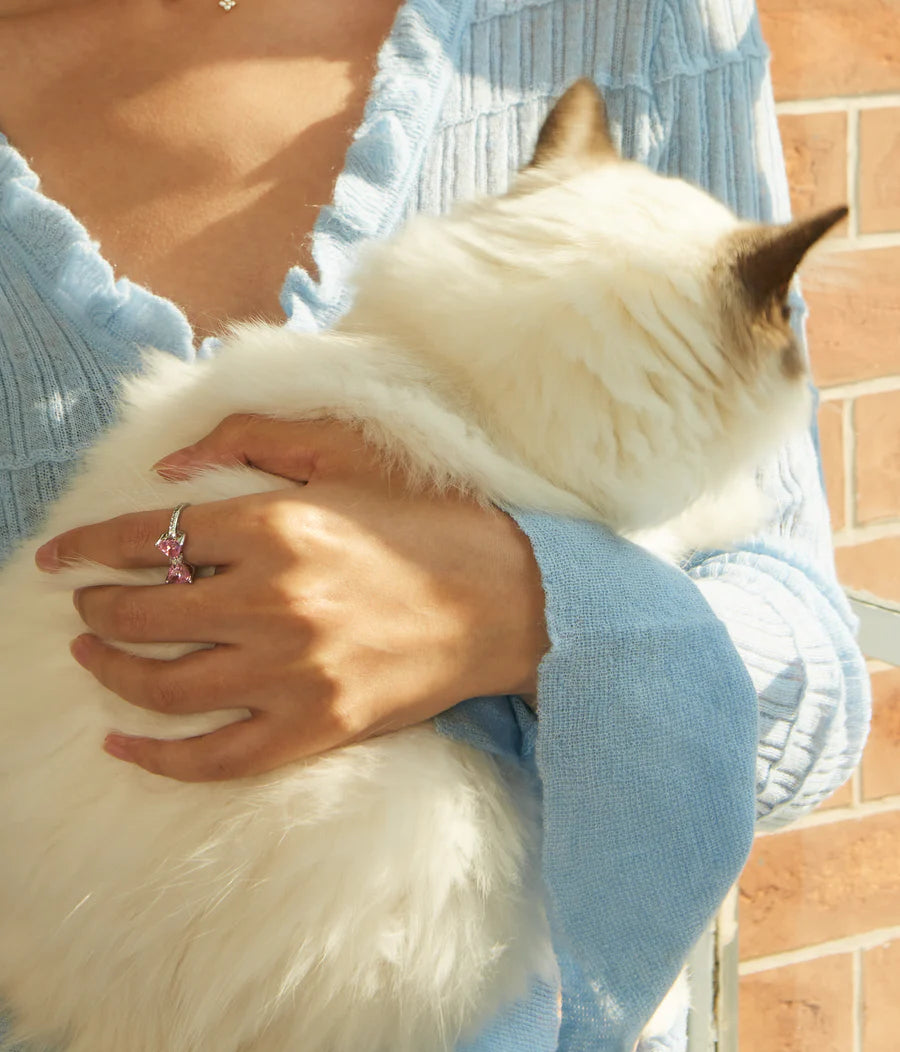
[737,3,900,1049]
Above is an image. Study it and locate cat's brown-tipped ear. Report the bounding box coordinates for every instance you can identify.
[529,79,617,169]
[732,205,848,308]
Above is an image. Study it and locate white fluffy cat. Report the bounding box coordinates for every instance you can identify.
[0,81,844,1052]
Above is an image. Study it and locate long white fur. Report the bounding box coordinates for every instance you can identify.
[0,124,812,1051]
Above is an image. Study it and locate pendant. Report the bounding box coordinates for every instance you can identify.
[219,0,236,10]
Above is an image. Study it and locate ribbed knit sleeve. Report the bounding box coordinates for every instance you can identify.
[650,31,871,827]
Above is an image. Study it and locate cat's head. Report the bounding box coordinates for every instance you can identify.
[344,81,845,531]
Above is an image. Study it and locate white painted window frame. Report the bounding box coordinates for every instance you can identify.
[686,888,739,1052]
[847,590,900,667]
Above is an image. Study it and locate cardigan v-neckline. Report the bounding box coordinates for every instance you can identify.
[0,0,474,361]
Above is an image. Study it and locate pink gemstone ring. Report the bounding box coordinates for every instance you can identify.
[155,503,195,584]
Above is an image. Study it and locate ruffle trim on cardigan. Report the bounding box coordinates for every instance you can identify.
[280,0,475,332]
[0,135,195,364]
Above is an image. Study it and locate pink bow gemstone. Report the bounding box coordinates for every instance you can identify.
[156,533,185,559]
[165,560,195,585]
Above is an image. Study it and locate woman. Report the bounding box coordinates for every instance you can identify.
[0,0,869,1047]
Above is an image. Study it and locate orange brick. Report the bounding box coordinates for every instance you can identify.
[740,956,853,1052]
[855,389,900,524]
[805,248,900,387]
[819,777,854,810]
[818,401,846,530]
[862,666,900,800]
[758,0,900,101]
[739,812,900,959]
[859,108,900,234]
[835,536,900,604]
[779,112,849,226]
[864,938,900,1052]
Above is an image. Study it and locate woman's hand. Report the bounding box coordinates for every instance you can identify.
[35,417,549,782]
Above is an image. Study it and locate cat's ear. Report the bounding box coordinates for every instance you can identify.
[529,79,618,169]
[731,205,848,309]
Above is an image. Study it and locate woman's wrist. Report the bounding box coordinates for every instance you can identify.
[458,504,549,703]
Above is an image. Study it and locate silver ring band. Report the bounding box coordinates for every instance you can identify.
[154,502,195,584]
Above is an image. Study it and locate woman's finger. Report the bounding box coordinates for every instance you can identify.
[155,414,318,481]
[73,575,239,644]
[154,415,376,483]
[104,715,294,783]
[35,502,239,572]
[71,635,257,714]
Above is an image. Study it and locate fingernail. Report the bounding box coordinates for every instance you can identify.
[69,634,94,666]
[35,541,59,571]
[152,448,195,479]
[104,734,137,762]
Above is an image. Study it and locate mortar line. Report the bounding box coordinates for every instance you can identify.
[847,397,857,528]
[739,924,900,974]
[853,947,863,1052]
[832,520,900,545]
[852,769,862,809]
[847,104,860,239]
[756,792,900,835]
[776,93,900,115]
[819,375,900,401]
[821,231,900,250]
[842,398,854,530]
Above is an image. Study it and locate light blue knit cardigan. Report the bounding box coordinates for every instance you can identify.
[0,1,870,1049]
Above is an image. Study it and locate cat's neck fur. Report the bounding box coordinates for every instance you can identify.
[339,162,810,534]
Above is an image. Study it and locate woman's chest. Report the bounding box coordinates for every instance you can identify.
[0,0,400,339]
